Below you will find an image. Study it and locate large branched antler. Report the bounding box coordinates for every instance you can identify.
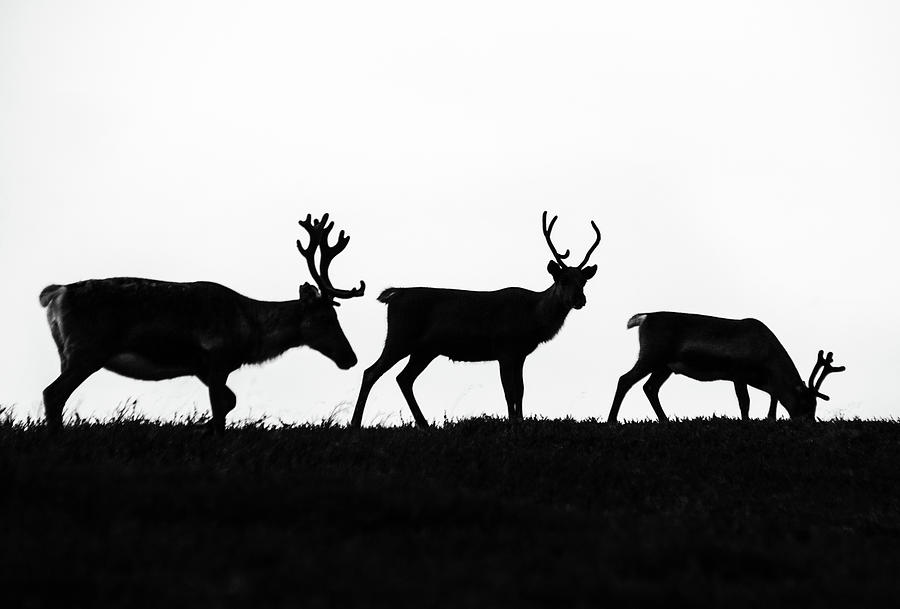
[575,220,602,269]
[296,213,365,302]
[542,211,602,269]
[807,350,846,400]
[542,211,571,266]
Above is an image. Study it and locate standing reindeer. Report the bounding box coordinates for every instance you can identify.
[351,211,601,428]
[607,312,845,423]
[40,213,365,433]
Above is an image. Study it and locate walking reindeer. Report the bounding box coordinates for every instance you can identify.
[608,312,845,422]
[40,214,364,433]
[351,211,601,428]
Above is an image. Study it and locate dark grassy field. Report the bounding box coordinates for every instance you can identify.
[2,415,899,608]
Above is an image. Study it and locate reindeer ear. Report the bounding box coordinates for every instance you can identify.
[299,283,320,301]
[547,261,563,278]
[581,265,597,280]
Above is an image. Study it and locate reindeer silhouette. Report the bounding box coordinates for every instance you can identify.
[40,214,364,433]
[608,312,845,422]
[351,212,601,428]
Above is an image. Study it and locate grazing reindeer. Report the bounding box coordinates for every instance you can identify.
[351,211,601,428]
[607,312,845,423]
[40,214,365,433]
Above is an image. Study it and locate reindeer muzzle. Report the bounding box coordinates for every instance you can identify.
[337,353,358,370]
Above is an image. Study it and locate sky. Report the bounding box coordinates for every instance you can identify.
[1,0,899,425]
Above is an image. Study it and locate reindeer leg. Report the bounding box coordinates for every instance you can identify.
[642,369,672,422]
[396,352,436,428]
[206,375,236,436]
[199,361,236,436]
[608,361,653,423]
[734,382,751,421]
[48,323,67,371]
[513,358,525,420]
[42,356,102,431]
[499,358,520,421]
[351,344,408,428]
[499,356,526,421]
[767,395,779,421]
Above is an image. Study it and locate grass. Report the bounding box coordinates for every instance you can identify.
[2,415,899,608]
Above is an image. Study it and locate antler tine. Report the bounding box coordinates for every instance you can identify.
[813,350,846,392]
[319,228,362,298]
[576,220,602,269]
[297,213,365,301]
[297,214,325,291]
[542,211,571,266]
[808,349,826,388]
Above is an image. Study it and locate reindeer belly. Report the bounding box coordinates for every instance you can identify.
[443,344,497,362]
[668,352,747,382]
[668,361,728,382]
[441,336,533,363]
[105,353,195,381]
[426,331,499,362]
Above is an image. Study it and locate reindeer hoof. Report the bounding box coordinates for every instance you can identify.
[196,420,225,437]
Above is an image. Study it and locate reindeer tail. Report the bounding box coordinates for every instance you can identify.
[626,313,647,329]
[377,288,400,304]
[39,284,66,307]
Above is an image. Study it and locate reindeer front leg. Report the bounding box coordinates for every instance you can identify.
[499,357,525,421]
[205,382,236,435]
[734,382,750,420]
[200,365,236,435]
[767,395,778,420]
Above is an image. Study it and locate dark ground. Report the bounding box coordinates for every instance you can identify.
[1,415,898,608]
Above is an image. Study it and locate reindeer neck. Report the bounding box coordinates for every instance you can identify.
[770,351,806,413]
[532,284,572,342]
[244,299,308,364]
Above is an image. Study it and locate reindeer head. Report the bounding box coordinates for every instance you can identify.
[296,213,366,369]
[791,350,846,419]
[542,211,601,310]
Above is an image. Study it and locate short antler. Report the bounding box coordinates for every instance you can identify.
[297,213,365,302]
[542,211,601,269]
[808,350,846,400]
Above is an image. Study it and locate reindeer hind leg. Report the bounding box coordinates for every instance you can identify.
[396,352,436,428]
[48,322,68,371]
[351,339,410,428]
[642,369,672,422]
[608,359,654,423]
[43,355,102,430]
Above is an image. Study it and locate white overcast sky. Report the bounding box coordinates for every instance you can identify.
[1,1,898,424]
